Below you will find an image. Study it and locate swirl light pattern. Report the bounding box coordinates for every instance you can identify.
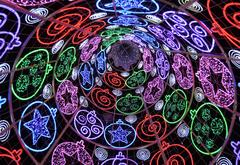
[0,1,239,164]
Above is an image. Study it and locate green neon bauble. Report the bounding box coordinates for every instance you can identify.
[163,89,188,124]
[190,102,228,155]
[11,49,52,101]
[54,46,76,82]
[116,93,144,115]
[125,70,147,89]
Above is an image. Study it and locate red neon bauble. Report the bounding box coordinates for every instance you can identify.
[72,20,106,45]
[136,114,167,143]
[90,87,116,111]
[0,146,22,165]
[36,7,91,45]
[150,141,194,165]
[207,1,240,48]
[103,72,125,89]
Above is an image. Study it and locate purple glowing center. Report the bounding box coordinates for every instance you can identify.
[108,40,140,71]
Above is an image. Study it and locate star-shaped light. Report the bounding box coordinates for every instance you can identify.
[80,64,91,85]
[97,53,105,71]
[0,96,6,109]
[108,126,131,144]
[24,109,51,145]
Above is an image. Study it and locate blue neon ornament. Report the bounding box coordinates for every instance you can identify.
[79,62,94,91]
[18,101,57,152]
[96,0,159,14]
[24,109,51,145]
[0,5,21,60]
[95,50,107,75]
[104,119,136,149]
[0,96,6,109]
[134,30,159,49]
[108,15,148,27]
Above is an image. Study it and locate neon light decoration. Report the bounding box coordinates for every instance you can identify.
[54,47,76,82]
[51,40,64,55]
[0,120,10,142]
[36,7,91,45]
[136,149,150,161]
[80,36,102,62]
[0,5,21,60]
[177,123,189,138]
[178,0,203,13]
[103,72,125,89]
[134,30,159,49]
[172,53,194,89]
[150,141,194,165]
[0,63,10,84]
[96,0,159,14]
[23,109,51,145]
[95,50,107,75]
[78,62,94,91]
[101,152,137,165]
[52,140,94,165]
[163,10,215,53]
[11,49,52,100]
[72,20,106,45]
[42,83,53,99]
[136,115,167,143]
[125,70,147,88]
[155,49,170,79]
[95,147,108,161]
[90,87,116,111]
[207,1,240,48]
[74,109,104,140]
[163,89,188,124]
[7,0,57,6]
[18,101,57,152]
[144,76,164,104]
[1,1,239,164]
[196,56,235,107]
[116,93,144,115]
[228,49,240,69]
[25,8,48,24]
[143,48,154,73]
[90,12,107,20]
[190,103,228,155]
[104,119,136,148]
[108,15,148,27]
[0,96,6,109]
[148,24,181,50]
[231,141,240,165]
[0,146,22,165]
[55,80,78,115]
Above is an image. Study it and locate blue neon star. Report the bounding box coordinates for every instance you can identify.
[97,53,105,71]
[108,126,131,144]
[0,96,6,109]
[24,109,51,145]
[80,64,91,85]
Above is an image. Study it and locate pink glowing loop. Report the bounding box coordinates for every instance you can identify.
[196,56,234,107]
[144,76,165,104]
[80,36,102,62]
[55,80,79,115]
[51,141,94,165]
[143,48,154,73]
[172,53,194,89]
